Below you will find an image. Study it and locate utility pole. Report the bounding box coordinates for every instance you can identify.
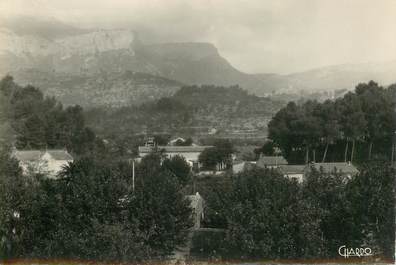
[129,158,135,192]
[132,159,135,192]
[392,131,396,167]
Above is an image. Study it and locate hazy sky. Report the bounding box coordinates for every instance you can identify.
[1,0,396,74]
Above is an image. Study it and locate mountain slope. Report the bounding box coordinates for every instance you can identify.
[281,61,396,93]
[1,18,396,105]
[11,70,183,107]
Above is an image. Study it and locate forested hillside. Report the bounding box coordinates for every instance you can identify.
[11,70,182,107]
[85,85,284,144]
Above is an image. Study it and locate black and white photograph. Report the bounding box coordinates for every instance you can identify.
[0,1,395,264]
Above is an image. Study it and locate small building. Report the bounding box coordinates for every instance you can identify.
[168,137,186,146]
[305,162,359,178]
[186,192,204,229]
[278,165,305,183]
[12,149,73,178]
[256,155,288,168]
[138,145,212,166]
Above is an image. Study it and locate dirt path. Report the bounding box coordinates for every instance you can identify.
[169,230,194,265]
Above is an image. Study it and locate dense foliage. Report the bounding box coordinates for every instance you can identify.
[198,139,234,170]
[267,81,396,164]
[201,165,394,260]
[0,75,101,156]
[0,77,193,262]
[0,151,192,262]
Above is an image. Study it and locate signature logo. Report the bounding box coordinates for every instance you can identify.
[338,245,373,258]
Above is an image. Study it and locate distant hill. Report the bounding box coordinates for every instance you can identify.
[260,61,396,95]
[10,70,182,107]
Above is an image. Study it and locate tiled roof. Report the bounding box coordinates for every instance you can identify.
[13,149,73,161]
[46,150,74,160]
[13,150,42,161]
[310,162,359,174]
[278,165,305,174]
[256,156,288,167]
[139,145,212,153]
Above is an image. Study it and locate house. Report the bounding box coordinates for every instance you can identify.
[168,137,186,146]
[138,145,212,166]
[278,165,305,183]
[186,192,204,229]
[256,155,288,168]
[305,162,359,178]
[12,149,73,178]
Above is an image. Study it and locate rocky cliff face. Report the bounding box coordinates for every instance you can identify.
[0,28,136,57]
[2,17,396,107]
[0,28,140,74]
[0,23,261,86]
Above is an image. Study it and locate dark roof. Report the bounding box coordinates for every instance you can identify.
[309,162,359,174]
[278,165,305,174]
[256,156,288,167]
[139,145,212,153]
[13,150,73,162]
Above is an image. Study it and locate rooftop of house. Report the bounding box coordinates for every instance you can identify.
[13,149,73,162]
[139,145,212,153]
[308,162,359,174]
[256,155,288,167]
[168,137,185,145]
[13,150,42,161]
[278,164,306,174]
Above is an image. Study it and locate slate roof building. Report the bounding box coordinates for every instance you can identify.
[256,155,288,168]
[138,145,212,166]
[12,149,73,178]
[306,162,359,178]
[278,164,306,183]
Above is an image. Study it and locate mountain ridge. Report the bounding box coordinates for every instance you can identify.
[1,16,396,105]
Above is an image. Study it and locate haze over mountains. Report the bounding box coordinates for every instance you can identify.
[1,16,396,107]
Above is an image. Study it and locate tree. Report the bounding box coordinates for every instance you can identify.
[255,141,276,157]
[0,147,33,259]
[302,166,355,256]
[17,114,46,149]
[346,162,395,258]
[355,81,393,160]
[162,155,191,185]
[132,156,192,257]
[313,100,341,162]
[218,168,307,259]
[268,102,299,161]
[199,147,221,170]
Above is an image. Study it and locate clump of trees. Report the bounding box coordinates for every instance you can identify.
[0,76,102,156]
[0,151,192,262]
[267,81,396,164]
[202,164,394,260]
[198,139,234,170]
